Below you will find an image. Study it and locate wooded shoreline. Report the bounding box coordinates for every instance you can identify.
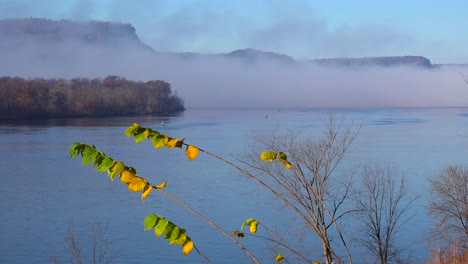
[0,75,185,120]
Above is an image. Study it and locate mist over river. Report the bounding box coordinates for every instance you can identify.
[1,108,468,263]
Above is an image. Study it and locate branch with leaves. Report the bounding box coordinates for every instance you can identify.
[71,122,345,263]
[70,128,266,263]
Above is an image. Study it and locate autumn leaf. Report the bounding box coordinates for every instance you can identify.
[166,138,179,149]
[250,220,259,233]
[185,145,199,160]
[260,151,277,161]
[128,176,148,192]
[155,181,167,189]
[120,170,136,184]
[141,185,153,200]
[109,161,125,181]
[281,160,292,169]
[182,239,194,255]
[275,253,285,262]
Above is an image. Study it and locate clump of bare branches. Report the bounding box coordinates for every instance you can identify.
[51,221,120,264]
[242,116,358,264]
[354,164,419,264]
[428,165,468,248]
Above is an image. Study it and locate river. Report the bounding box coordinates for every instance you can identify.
[1,108,468,263]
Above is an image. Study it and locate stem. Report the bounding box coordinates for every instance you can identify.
[245,233,314,264]
[156,188,261,264]
[193,245,217,264]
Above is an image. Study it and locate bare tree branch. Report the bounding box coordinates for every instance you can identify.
[240,115,358,264]
[354,164,419,264]
[428,165,468,248]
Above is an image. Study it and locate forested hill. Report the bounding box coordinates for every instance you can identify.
[0,76,185,120]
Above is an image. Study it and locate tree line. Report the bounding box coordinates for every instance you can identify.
[0,75,185,119]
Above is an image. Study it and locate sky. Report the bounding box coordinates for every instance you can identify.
[0,0,467,64]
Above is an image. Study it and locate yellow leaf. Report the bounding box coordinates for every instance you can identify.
[250,220,259,233]
[120,170,136,184]
[260,151,277,161]
[185,145,199,160]
[275,253,285,262]
[128,176,148,192]
[155,181,167,189]
[141,186,153,200]
[282,160,292,169]
[143,128,151,137]
[166,138,179,149]
[182,239,194,255]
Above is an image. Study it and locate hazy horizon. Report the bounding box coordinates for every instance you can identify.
[1,43,467,109]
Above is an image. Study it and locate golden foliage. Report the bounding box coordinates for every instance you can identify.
[185,145,199,160]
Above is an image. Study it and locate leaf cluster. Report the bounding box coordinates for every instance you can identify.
[260,150,292,169]
[69,142,194,255]
[125,123,199,160]
[144,214,194,255]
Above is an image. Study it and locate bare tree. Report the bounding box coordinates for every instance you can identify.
[354,164,418,264]
[242,116,358,264]
[51,221,120,264]
[428,165,468,248]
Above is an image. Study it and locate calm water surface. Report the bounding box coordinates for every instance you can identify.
[1,108,468,263]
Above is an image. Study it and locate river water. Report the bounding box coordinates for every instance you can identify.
[1,108,468,263]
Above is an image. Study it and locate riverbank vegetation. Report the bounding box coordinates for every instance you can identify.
[0,75,185,119]
[71,117,425,263]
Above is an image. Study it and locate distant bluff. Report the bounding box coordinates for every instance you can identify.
[1,18,460,72]
[0,18,152,51]
[309,56,433,69]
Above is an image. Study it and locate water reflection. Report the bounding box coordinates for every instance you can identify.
[0,112,184,134]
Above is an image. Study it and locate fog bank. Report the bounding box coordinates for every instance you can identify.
[1,46,467,109]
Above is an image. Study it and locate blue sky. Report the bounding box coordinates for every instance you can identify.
[1,0,467,63]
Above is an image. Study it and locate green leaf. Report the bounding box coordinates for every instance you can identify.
[97,157,115,172]
[277,152,287,161]
[69,142,84,158]
[109,161,125,181]
[125,123,140,137]
[155,219,169,237]
[169,226,182,241]
[82,145,98,165]
[93,153,104,168]
[164,222,176,239]
[152,134,168,148]
[171,231,187,245]
[133,127,148,142]
[144,214,161,231]
[260,151,277,162]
